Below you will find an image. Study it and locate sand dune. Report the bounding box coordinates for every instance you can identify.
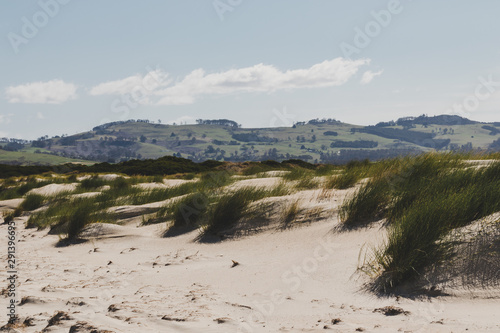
[2,179,499,333]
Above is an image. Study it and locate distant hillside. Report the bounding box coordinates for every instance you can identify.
[2,115,500,165]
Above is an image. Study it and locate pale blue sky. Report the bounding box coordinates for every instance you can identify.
[1,0,500,139]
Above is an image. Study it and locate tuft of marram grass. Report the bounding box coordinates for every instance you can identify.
[162,192,210,230]
[339,177,389,228]
[325,170,360,190]
[280,200,301,228]
[199,187,269,239]
[79,176,107,190]
[20,193,46,211]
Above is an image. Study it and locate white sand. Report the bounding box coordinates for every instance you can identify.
[27,183,77,196]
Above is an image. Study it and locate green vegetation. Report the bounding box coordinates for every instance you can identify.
[20,194,46,211]
[325,170,359,189]
[79,176,107,190]
[339,178,389,226]
[280,199,301,228]
[2,114,500,166]
[200,187,263,238]
[340,154,500,290]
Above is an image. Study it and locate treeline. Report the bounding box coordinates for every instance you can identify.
[0,156,320,179]
[330,140,378,148]
[491,138,500,149]
[0,156,221,179]
[482,125,500,135]
[320,149,420,164]
[354,127,450,149]
[231,133,277,143]
[93,119,152,133]
[196,119,240,128]
[376,115,477,128]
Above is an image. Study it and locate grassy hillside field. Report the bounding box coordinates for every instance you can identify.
[3,115,500,165]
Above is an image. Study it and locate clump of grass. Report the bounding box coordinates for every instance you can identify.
[127,182,197,205]
[280,200,301,228]
[267,181,292,197]
[66,202,92,239]
[283,168,310,181]
[181,173,196,180]
[79,176,107,190]
[20,194,46,211]
[241,164,273,176]
[156,192,211,233]
[282,168,320,190]
[0,177,52,200]
[339,178,389,228]
[198,171,233,190]
[170,192,208,228]
[3,206,23,224]
[27,194,116,232]
[325,169,360,189]
[340,153,465,227]
[314,164,340,176]
[200,187,266,239]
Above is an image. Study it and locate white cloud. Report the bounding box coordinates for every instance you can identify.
[0,114,13,124]
[36,112,44,119]
[5,80,77,104]
[89,69,171,105]
[360,70,383,85]
[88,58,369,106]
[155,58,369,105]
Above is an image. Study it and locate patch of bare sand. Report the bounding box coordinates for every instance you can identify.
[226,177,283,190]
[0,198,23,212]
[27,183,77,196]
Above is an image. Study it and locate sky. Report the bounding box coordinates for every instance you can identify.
[1,0,500,140]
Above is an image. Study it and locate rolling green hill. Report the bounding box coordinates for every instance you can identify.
[0,147,92,166]
[3,115,500,165]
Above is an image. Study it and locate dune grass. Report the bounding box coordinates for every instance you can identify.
[339,178,389,227]
[196,183,292,239]
[282,168,321,190]
[280,199,301,228]
[200,187,260,238]
[346,154,500,290]
[27,194,117,239]
[0,178,51,200]
[79,176,108,190]
[20,193,46,211]
[154,192,211,233]
[325,169,360,190]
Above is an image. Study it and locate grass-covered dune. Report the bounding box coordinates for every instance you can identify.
[0,152,499,294]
